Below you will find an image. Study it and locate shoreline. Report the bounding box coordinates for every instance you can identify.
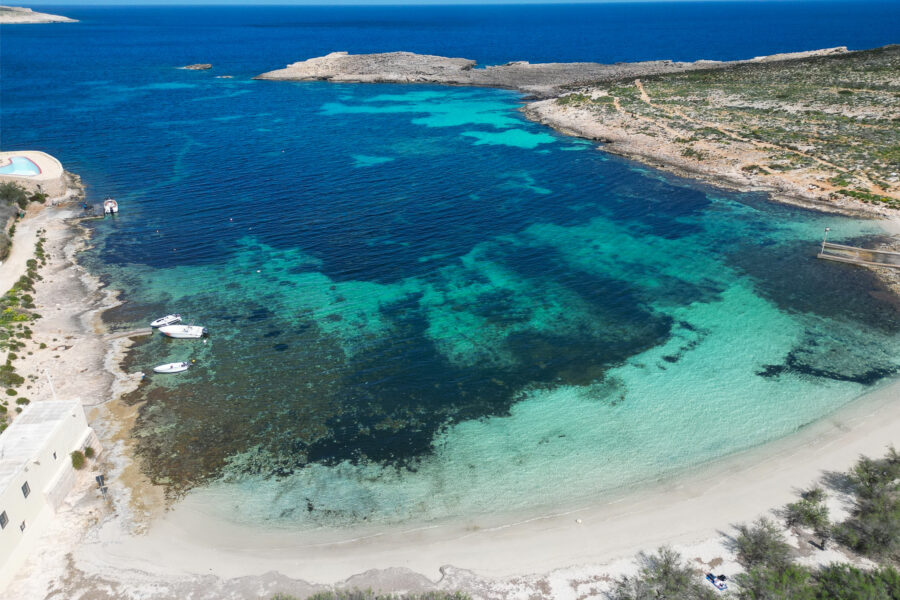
[71,373,899,591]
[8,147,900,600]
[6,70,900,597]
[0,5,77,24]
[519,100,895,221]
[256,47,900,221]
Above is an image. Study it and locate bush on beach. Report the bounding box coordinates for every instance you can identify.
[734,518,793,572]
[270,592,471,600]
[71,450,85,470]
[607,546,715,600]
[834,447,900,560]
[0,182,30,210]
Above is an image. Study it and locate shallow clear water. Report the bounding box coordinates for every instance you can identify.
[2,4,900,528]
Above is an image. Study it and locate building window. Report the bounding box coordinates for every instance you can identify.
[19,521,25,532]
[21,482,30,498]
[0,511,7,529]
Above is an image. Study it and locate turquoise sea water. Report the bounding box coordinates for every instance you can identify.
[2,4,900,528]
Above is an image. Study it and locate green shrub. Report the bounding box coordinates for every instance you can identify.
[0,182,28,208]
[71,450,85,470]
[0,366,24,388]
[285,593,472,600]
[15,397,29,405]
[814,563,900,599]
[608,546,715,600]
[785,487,829,531]
[733,564,814,600]
[735,518,793,571]
[5,388,16,396]
[556,92,591,106]
[833,448,900,560]
[84,446,95,459]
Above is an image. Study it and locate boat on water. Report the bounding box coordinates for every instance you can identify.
[158,324,208,339]
[150,314,182,328]
[153,362,189,374]
[103,197,118,214]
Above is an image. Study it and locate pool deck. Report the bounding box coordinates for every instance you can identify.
[0,150,67,197]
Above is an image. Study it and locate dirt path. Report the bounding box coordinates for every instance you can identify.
[628,79,895,199]
[0,205,55,293]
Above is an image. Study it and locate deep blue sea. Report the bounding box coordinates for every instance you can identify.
[2,2,900,527]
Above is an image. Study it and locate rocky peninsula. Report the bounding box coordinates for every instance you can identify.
[255,48,848,97]
[256,46,900,216]
[0,5,76,24]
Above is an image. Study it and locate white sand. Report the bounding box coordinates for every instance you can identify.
[74,375,898,589]
[4,183,898,599]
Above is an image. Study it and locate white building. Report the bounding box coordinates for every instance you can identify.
[0,400,98,590]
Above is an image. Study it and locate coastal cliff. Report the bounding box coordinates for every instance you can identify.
[0,5,76,24]
[256,46,899,215]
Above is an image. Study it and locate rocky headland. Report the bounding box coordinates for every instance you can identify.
[256,46,900,217]
[0,5,76,24]
[254,48,848,97]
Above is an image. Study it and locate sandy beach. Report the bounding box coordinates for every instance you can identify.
[0,52,896,598]
[62,373,896,591]
[4,191,898,597]
[0,180,894,599]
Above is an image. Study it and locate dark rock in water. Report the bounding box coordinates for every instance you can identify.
[273,343,289,352]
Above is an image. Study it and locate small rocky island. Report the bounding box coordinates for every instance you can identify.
[256,46,900,214]
[180,64,212,71]
[0,5,76,23]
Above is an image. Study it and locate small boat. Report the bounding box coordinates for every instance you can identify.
[150,314,182,328]
[159,324,208,339]
[103,197,119,214]
[153,362,189,374]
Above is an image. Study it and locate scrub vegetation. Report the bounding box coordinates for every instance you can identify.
[269,593,470,600]
[0,182,47,260]
[607,447,900,599]
[0,232,46,432]
[556,45,900,210]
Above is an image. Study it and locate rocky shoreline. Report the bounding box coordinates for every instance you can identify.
[0,5,77,24]
[255,47,849,97]
[256,46,899,221]
[521,99,891,219]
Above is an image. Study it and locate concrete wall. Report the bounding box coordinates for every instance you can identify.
[0,402,96,591]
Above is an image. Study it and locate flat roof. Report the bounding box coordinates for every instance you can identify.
[0,400,82,492]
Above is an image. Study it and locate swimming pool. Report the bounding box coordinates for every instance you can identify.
[0,156,41,177]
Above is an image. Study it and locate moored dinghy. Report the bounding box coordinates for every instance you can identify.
[159,324,208,339]
[150,314,182,328]
[103,197,118,214]
[153,362,190,374]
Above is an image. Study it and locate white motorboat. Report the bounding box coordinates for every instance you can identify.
[159,324,208,339]
[150,314,182,328]
[153,362,189,374]
[103,197,119,214]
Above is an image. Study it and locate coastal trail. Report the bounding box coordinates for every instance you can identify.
[629,79,893,200]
